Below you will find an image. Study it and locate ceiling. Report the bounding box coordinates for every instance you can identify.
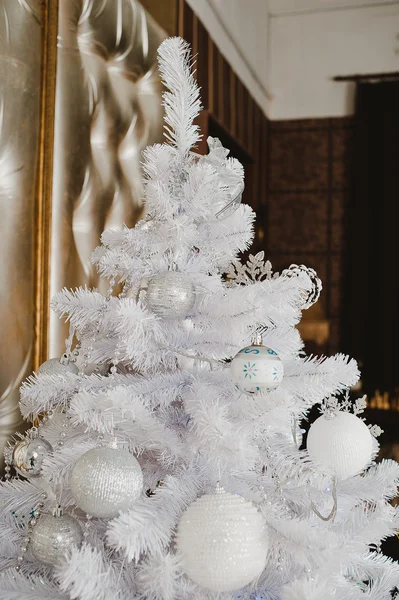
[269,0,399,16]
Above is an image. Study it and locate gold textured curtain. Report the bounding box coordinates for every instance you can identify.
[0,0,43,463]
[0,0,166,464]
[49,0,166,357]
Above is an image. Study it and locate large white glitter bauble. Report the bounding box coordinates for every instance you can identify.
[145,271,195,318]
[12,436,53,477]
[30,510,83,567]
[230,345,284,395]
[69,447,143,518]
[176,487,268,592]
[37,357,79,376]
[307,411,373,480]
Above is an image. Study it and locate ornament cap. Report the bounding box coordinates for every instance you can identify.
[59,354,70,366]
[29,427,39,440]
[52,505,64,517]
[251,333,263,346]
[215,483,225,495]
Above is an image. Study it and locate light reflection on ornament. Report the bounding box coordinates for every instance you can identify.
[12,435,53,478]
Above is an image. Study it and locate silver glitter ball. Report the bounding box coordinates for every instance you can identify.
[176,487,268,592]
[69,447,143,518]
[37,357,79,376]
[13,436,53,478]
[30,512,83,567]
[146,271,195,318]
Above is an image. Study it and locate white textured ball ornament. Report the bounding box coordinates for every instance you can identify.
[231,344,284,395]
[70,447,143,518]
[37,357,79,376]
[176,486,268,592]
[30,509,83,567]
[307,411,373,480]
[145,271,195,318]
[13,436,53,478]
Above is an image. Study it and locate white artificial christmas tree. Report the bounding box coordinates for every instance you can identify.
[1,37,399,600]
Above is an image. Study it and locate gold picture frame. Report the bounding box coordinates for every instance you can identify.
[34,0,59,369]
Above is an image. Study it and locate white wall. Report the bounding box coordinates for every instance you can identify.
[269,2,399,120]
[184,0,271,114]
[185,0,399,120]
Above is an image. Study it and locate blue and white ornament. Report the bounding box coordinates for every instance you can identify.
[231,340,284,395]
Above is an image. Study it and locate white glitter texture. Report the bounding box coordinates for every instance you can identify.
[146,271,195,318]
[307,411,373,480]
[69,447,143,518]
[37,358,79,376]
[176,487,268,592]
[30,512,83,567]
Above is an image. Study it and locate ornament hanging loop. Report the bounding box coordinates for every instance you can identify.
[311,477,338,522]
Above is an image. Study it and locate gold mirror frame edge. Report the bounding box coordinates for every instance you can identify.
[34,0,59,370]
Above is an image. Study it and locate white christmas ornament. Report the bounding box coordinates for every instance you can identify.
[307,411,373,480]
[69,446,143,518]
[145,271,195,318]
[176,486,268,592]
[30,508,83,567]
[12,434,53,478]
[37,357,79,376]
[231,343,284,395]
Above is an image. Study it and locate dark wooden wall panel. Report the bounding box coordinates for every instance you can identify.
[267,117,354,354]
[145,0,355,357]
[175,1,268,227]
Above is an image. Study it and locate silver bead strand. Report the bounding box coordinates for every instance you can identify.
[57,414,70,449]
[70,341,81,365]
[16,493,47,572]
[4,462,11,481]
[106,274,116,301]
[83,513,92,540]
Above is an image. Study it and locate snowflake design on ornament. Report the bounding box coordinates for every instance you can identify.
[243,362,258,379]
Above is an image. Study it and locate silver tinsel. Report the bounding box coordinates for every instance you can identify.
[37,357,79,376]
[145,271,195,318]
[30,510,83,567]
[69,447,143,518]
[13,436,53,478]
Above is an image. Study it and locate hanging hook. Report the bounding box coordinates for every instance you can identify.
[311,477,338,522]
